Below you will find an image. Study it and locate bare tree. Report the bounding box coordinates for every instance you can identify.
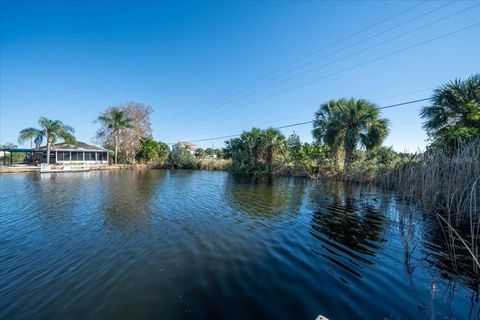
[95,102,153,163]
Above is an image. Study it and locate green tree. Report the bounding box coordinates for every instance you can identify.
[421,74,480,147]
[313,98,390,168]
[287,133,303,164]
[195,148,206,159]
[19,117,75,164]
[156,141,171,163]
[204,147,224,159]
[18,128,43,148]
[1,143,18,149]
[137,138,158,162]
[136,138,171,163]
[263,128,287,172]
[97,107,133,163]
[168,147,197,169]
[222,141,233,159]
[229,127,287,173]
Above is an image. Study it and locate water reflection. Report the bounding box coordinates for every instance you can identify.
[30,173,85,227]
[100,170,164,232]
[309,182,387,277]
[398,203,480,292]
[405,210,480,319]
[224,174,306,220]
[0,171,479,319]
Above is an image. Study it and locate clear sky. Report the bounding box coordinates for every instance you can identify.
[1,0,479,152]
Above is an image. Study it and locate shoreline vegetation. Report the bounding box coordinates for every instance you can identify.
[2,74,479,274]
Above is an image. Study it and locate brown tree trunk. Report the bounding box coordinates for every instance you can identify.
[267,148,273,172]
[46,137,51,165]
[114,132,118,164]
[344,148,353,170]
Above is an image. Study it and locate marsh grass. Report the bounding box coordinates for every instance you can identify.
[377,139,480,274]
[197,158,232,171]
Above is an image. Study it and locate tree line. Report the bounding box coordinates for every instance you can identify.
[225,74,479,178]
[7,74,479,274]
[10,74,479,171]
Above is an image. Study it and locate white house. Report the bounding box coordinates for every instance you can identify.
[172,141,198,155]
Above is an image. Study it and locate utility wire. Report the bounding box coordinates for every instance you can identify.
[167,97,430,144]
[161,1,429,119]
[197,91,433,139]
[173,0,455,118]
[163,3,476,130]
[163,19,480,131]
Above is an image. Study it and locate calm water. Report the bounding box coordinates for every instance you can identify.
[0,170,478,319]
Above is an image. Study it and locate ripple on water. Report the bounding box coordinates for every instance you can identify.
[0,170,478,319]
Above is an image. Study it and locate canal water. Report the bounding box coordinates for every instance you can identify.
[0,170,478,319]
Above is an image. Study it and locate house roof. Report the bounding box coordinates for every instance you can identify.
[38,141,107,151]
[175,141,198,148]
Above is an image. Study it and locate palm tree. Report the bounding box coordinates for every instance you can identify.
[313,98,390,168]
[19,117,76,164]
[360,118,390,150]
[420,74,480,145]
[97,108,133,163]
[18,127,42,148]
[263,128,286,172]
[313,99,345,164]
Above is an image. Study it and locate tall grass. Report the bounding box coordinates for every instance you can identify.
[197,159,232,171]
[377,139,480,274]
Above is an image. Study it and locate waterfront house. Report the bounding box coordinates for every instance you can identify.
[36,142,109,164]
[172,141,198,155]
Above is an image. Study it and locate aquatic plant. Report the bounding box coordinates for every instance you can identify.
[377,139,480,274]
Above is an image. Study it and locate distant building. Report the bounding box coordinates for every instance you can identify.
[172,141,198,155]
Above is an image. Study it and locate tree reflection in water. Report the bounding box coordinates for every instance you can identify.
[308,182,387,277]
[31,173,92,227]
[224,174,306,221]
[100,170,165,232]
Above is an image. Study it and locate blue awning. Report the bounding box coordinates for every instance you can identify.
[0,148,47,153]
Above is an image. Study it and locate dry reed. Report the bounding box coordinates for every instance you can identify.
[377,139,480,274]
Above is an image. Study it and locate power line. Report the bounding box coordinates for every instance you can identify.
[161,1,430,119]
[163,20,480,131]
[184,90,432,140]
[375,88,433,101]
[167,97,430,144]
[190,1,456,112]
[377,98,429,110]
[163,3,477,129]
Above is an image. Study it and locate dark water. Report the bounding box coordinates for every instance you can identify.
[0,170,478,319]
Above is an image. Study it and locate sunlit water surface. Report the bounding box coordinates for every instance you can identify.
[0,170,478,319]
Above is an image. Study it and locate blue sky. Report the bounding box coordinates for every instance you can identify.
[1,0,479,152]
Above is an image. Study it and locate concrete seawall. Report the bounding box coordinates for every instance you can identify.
[0,165,122,174]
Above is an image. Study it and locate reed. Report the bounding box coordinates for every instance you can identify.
[197,159,232,171]
[377,139,480,274]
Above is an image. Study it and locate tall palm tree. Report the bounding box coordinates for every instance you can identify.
[420,74,480,144]
[18,127,42,148]
[19,117,76,164]
[360,118,390,150]
[263,128,286,172]
[313,98,390,168]
[97,108,133,163]
[313,99,345,164]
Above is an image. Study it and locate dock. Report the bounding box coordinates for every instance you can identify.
[40,164,90,173]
